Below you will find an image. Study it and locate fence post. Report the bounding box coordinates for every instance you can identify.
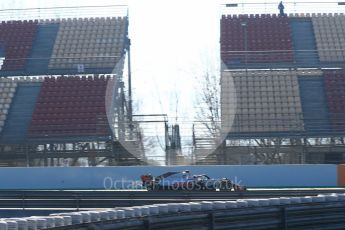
[21,194,26,210]
[281,207,287,230]
[74,195,80,211]
[209,212,215,230]
[144,218,151,230]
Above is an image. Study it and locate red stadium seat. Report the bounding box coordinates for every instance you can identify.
[29,76,112,138]
[0,20,37,71]
[220,14,294,64]
[324,70,345,131]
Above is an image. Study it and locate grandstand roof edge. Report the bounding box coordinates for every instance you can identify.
[221,12,345,18]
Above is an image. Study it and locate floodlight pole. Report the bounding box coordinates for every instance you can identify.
[126,6,133,139]
[127,37,133,138]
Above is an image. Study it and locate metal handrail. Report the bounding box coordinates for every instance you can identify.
[51,202,345,230]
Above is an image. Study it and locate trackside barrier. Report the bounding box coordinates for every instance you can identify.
[1,193,345,229]
[0,189,344,209]
[0,164,342,189]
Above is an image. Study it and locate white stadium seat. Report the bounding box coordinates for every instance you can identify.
[222,70,305,133]
[48,17,127,70]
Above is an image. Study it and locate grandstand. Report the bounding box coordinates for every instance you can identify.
[195,13,345,165]
[29,75,111,138]
[220,13,345,69]
[0,17,126,76]
[0,14,146,166]
[221,14,294,66]
[4,4,345,166]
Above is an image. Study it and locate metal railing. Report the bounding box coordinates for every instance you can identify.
[52,201,345,230]
[0,189,344,209]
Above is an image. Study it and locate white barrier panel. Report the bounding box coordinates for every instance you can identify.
[0,165,337,189]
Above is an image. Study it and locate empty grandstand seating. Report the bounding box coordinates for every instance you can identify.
[48,17,126,71]
[25,22,60,75]
[290,18,319,65]
[0,17,127,76]
[29,75,112,138]
[221,14,294,65]
[219,13,345,138]
[221,65,345,136]
[0,80,41,143]
[0,78,18,133]
[324,70,345,131]
[0,20,37,71]
[221,70,305,133]
[312,14,345,62]
[298,74,330,132]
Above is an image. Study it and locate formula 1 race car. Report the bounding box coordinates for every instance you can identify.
[140,170,246,191]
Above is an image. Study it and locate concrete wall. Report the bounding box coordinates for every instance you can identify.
[0,165,339,189]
